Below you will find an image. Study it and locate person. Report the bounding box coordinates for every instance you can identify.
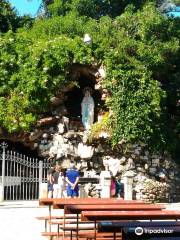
[81,87,95,130]
[47,164,55,198]
[53,165,65,198]
[115,177,124,198]
[110,176,116,198]
[65,161,79,198]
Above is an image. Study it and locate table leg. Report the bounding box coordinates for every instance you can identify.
[63,208,65,240]
[71,230,73,240]
[45,219,47,232]
[49,205,51,232]
[94,220,96,240]
[58,223,60,237]
[76,213,79,240]
[113,230,116,240]
[121,229,125,240]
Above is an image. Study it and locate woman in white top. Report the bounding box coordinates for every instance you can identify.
[53,165,65,198]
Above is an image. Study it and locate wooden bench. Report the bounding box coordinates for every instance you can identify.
[63,203,165,239]
[42,230,122,240]
[39,198,145,232]
[98,221,180,239]
[81,210,180,240]
[50,222,95,238]
[40,198,164,238]
[39,198,147,238]
[81,210,180,221]
[52,198,145,209]
[39,199,166,236]
[36,214,80,232]
[64,204,165,214]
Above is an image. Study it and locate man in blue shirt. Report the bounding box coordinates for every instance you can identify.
[65,161,79,198]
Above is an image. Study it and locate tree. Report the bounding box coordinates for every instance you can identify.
[0,0,34,33]
[89,3,180,155]
[46,0,148,19]
[0,1,179,157]
[37,0,180,18]
[0,0,18,32]
[174,0,180,5]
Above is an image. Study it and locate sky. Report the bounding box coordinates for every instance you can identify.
[168,6,180,17]
[8,0,42,17]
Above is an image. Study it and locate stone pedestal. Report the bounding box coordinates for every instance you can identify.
[124,177,133,200]
[39,183,48,199]
[79,185,88,198]
[123,171,134,200]
[100,170,111,198]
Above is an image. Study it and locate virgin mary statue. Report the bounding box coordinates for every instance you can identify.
[81,87,94,130]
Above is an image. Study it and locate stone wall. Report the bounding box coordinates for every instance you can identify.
[28,115,180,202]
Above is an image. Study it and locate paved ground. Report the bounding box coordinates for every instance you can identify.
[0,201,179,240]
[0,201,62,240]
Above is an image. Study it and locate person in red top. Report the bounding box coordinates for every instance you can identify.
[110,176,116,198]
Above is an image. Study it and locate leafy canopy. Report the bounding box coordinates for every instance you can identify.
[0,1,179,157]
[0,0,18,32]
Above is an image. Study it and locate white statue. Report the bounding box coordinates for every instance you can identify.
[81,87,94,130]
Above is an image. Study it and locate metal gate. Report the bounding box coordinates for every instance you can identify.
[0,142,51,201]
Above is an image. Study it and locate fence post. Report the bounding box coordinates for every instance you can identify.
[39,160,47,198]
[39,160,43,198]
[0,142,8,202]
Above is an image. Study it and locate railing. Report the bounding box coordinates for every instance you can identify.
[0,142,51,201]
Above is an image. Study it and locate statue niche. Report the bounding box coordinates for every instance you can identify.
[81,87,94,130]
[64,65,102,131]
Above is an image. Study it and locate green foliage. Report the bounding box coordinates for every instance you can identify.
[0,0,33,33]
[47,0,147,19]
[174,0,180,5]
[0,28,93,132]
[89,112,112,141]
[101,4,180,153]
[0,92,36,132]
[0,0,18,32]
[0,1,179,157]
[30,13,85,39]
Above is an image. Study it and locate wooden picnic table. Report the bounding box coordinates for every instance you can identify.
[81,210,180,221]
[64,204,165,214]
[54,200,164,240]
[64,203,165,240]
[81,210,180,240]
[39,198,55,219]
[53,198,145,209]
[39,198,145,219]
[39,198,146,240]
[39,198,145,210]
[52,198,146,240]
[98,221,180,240]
